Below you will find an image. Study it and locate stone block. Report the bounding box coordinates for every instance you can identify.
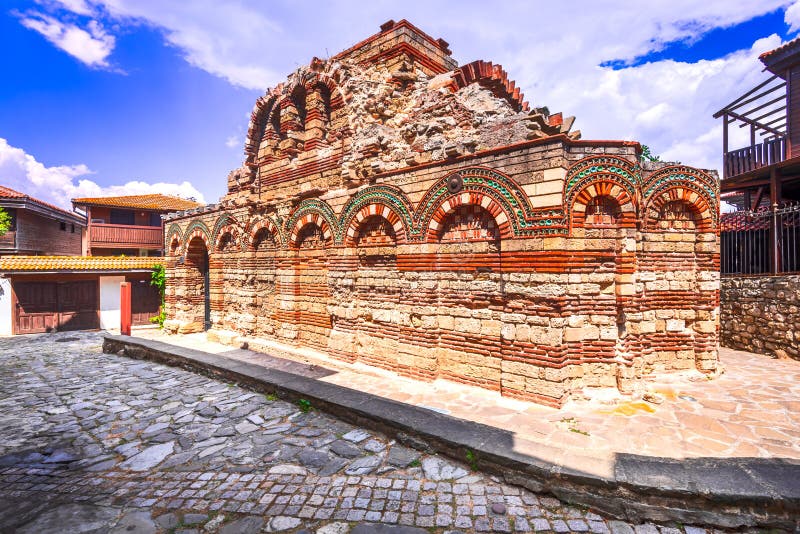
[665,319,685,332]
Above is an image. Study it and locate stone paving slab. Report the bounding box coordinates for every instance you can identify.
[106,333,800,530]
[133,330,800,463]
[0,331,745,534]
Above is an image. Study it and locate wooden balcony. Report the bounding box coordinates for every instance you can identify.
[90,223,162,249]
[724,137,787,179]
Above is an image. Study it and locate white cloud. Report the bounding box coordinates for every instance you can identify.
[786,0,800,33]
[18,12,115,68]
[225,135,240,149]
[0,138,205,210]
[46,0,790,92]
[16,0,798,182]
[45,0,94,16]
[64,0,282,89]
[532,35,784,172]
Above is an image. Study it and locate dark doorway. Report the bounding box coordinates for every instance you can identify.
[185,236,210,331]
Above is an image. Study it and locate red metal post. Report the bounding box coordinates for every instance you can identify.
[120,281,132,336]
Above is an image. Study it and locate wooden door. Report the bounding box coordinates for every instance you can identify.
[130,279,161,326]
[57,281,99,331]
[14,282,58,334]
[14,280,99,334]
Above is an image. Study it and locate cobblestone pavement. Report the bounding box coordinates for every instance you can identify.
[137,329,800,468]
[0,332,756,533]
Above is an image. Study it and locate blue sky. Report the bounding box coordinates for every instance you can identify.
[1,1,797,209]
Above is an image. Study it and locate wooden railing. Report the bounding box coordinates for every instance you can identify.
[724,137,787,179]
[90,224,162,248]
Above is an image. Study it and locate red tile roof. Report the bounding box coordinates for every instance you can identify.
[0,185,84,223]
[0,255,163,272]
[759,36,800,60]
[72,194,204,211]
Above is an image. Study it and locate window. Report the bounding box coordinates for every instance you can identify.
[150,212,162,227]
[59,222,66,231]
[71,224,75,233]
[110,209,135,225]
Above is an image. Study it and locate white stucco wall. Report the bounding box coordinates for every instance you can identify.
[99,276,125,330]
[0,278,12,336]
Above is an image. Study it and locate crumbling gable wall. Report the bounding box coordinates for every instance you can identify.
[163,20,720,407]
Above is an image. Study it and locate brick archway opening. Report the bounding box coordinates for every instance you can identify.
[185,236,210,331]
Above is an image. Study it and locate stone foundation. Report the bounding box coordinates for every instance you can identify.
[721,275,800,359]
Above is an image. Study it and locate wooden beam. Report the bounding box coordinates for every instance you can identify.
[740,94,787,118]
[787,67,793,158]
[713,74,782,117]
[723,113,729,179]
[725,109,787,137]
[770,168,782,274]
[752,186,765,210]
[739,105,786,127]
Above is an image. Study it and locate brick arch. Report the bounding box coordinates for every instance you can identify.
[166,224,183,256]
[413,166,539,240]
[244,95,279,167]
[644,186,714,231]
[286,199,338,247]
[564,155,639,211]
[424,191,512,242]
[182,221,211,250]
[214,224,242,252]
[292,219,332,249]
[570,180,637,230]
[247,216,283,250]
[642,166,718,230]
[210,215,244,251]
[340,186,413,246]
[301,70,347,111]
[345,208,404,247]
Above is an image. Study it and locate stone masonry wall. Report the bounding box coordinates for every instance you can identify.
[721,275,800,359]
[162,20,720,407]
[164,139,720,407]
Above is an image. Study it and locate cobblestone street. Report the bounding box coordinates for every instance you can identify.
[0,332,746,533]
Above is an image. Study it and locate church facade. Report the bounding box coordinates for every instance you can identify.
[163,20,720,407]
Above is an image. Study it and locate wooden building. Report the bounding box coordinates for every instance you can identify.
[715,37,800,274]
[0,185,86,256]
[0,190,195,335]
[716,37,800,358]
[72,194,203,257]
[0,256,161,335]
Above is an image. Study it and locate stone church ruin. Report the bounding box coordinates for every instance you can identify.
[164,20,720,407]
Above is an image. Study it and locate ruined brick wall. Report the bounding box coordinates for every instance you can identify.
[163,20,720,407]
[721,275,800,359]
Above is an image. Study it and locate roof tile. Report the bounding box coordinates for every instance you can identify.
[0,185,84,222]
[0,255,163,272]
[72,194,204,211]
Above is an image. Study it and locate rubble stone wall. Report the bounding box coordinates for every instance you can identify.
[721,275,800,359]
[162,20,720,407]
